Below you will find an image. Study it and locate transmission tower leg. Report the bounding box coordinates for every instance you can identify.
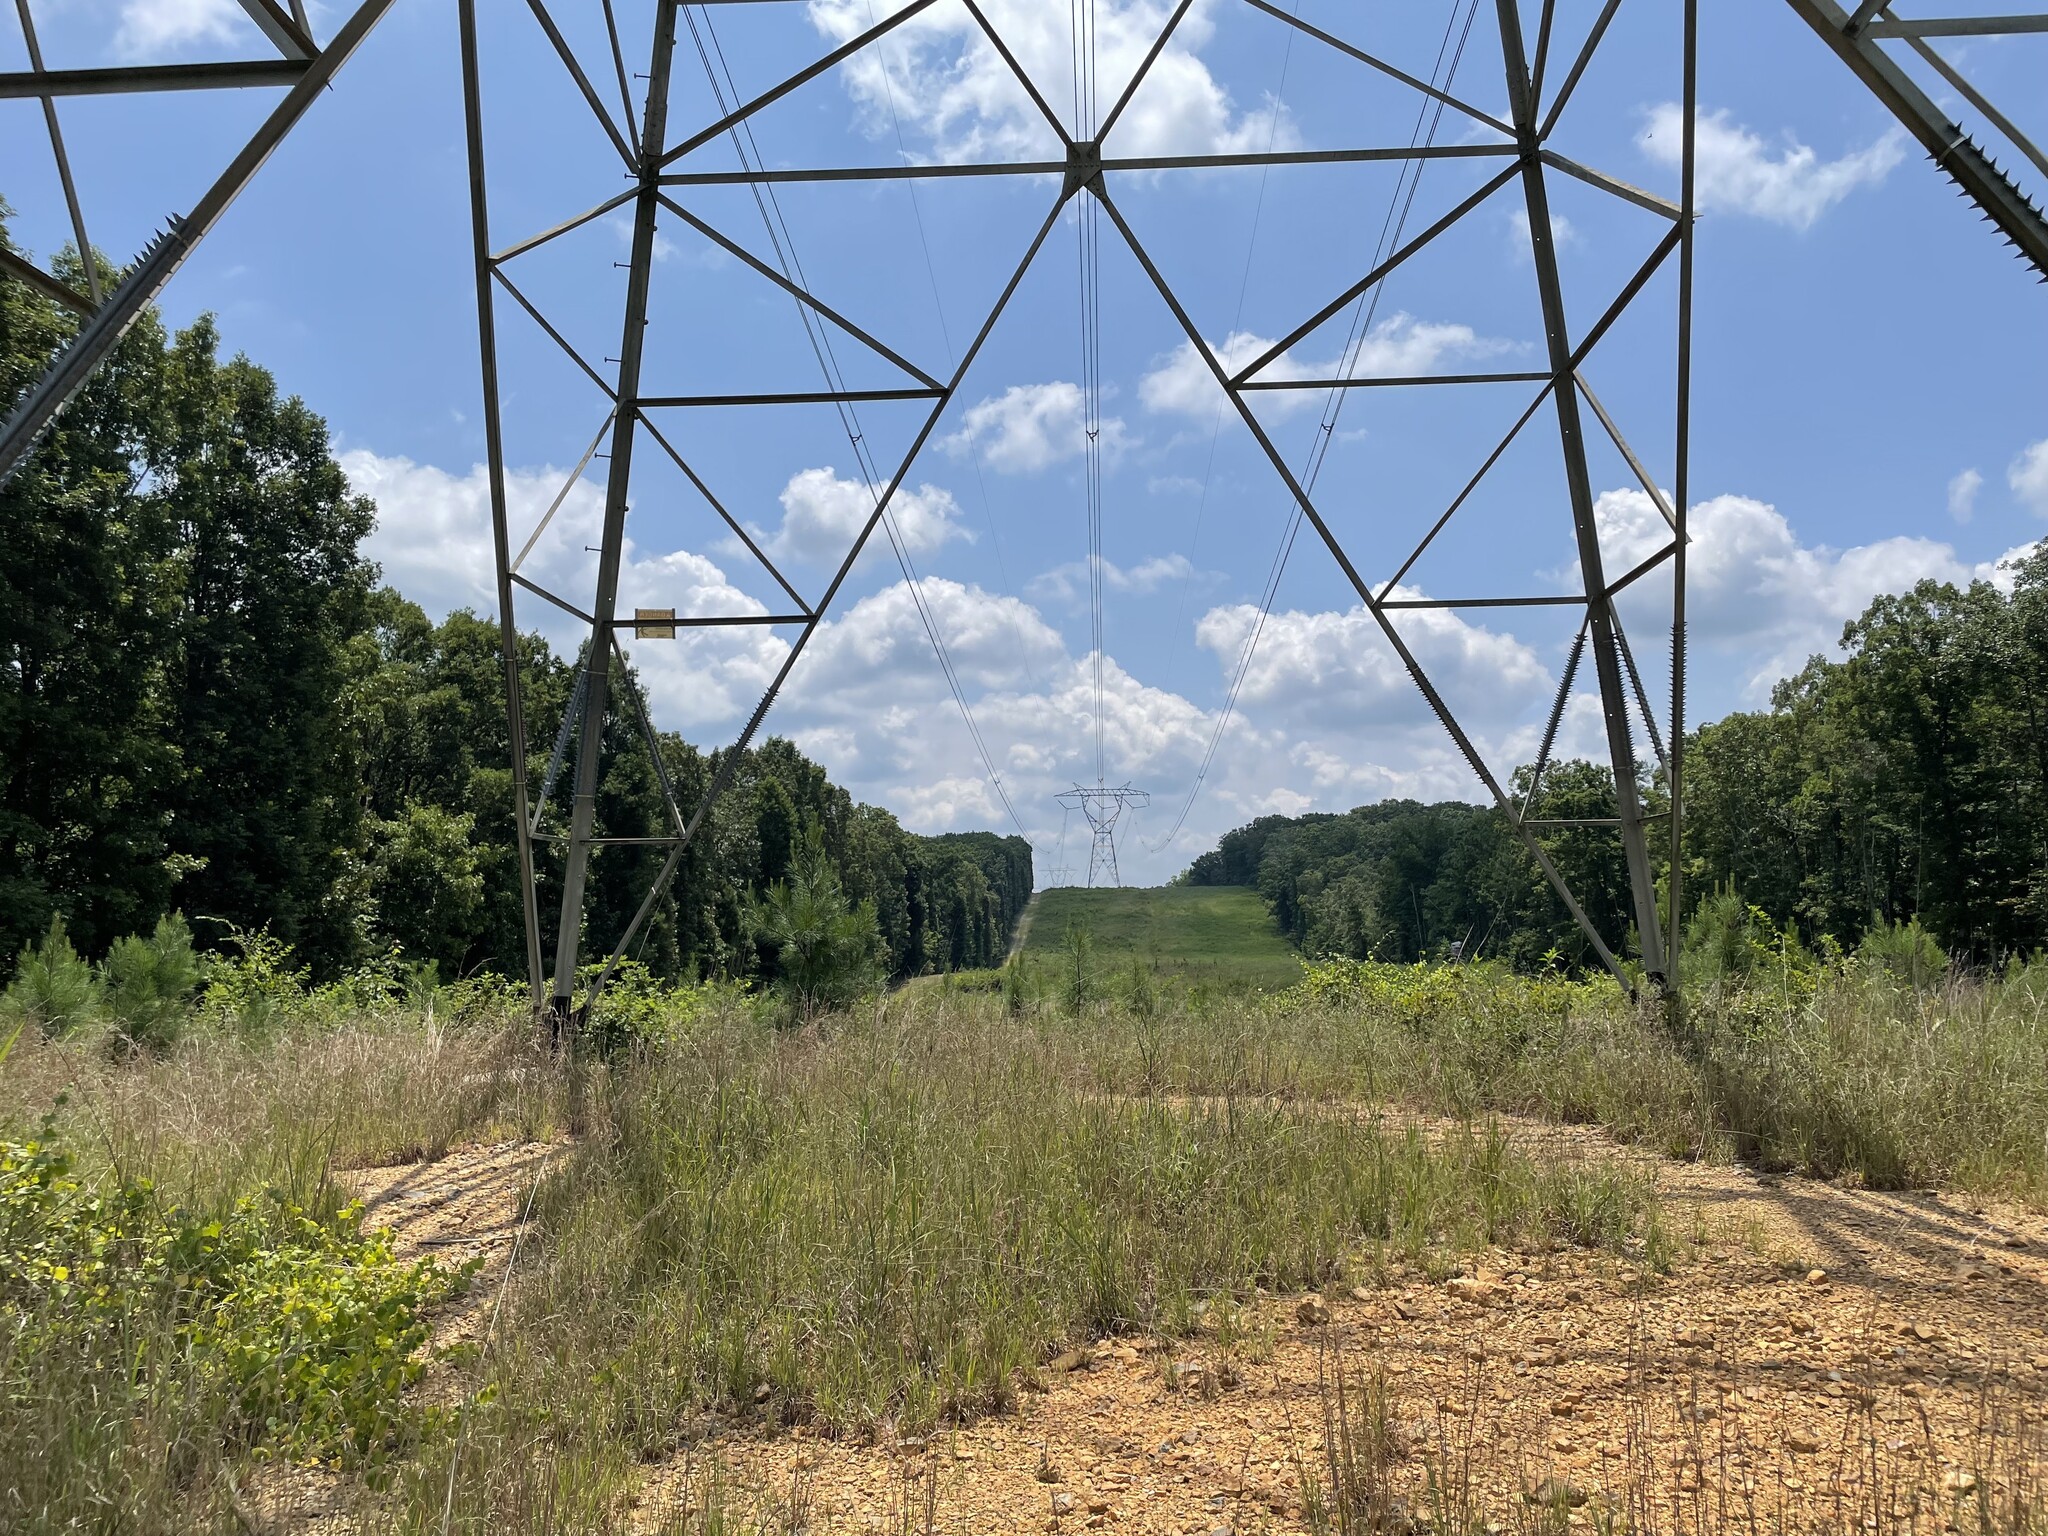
[1667,0,1698,1013]
[1495,0,1668,991]
[547,0,682,1027]
[459,0,544,1012]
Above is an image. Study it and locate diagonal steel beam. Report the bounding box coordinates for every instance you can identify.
[236,0,315,59]
[1094,180,1630,988]
[1378,382,1558,600]
[1896,31,2048,184]
[1520,616,1589,816]
[1240,0,1516,140]
[1784,0,2048,275]
[491,189,640,264]
[0,247,94,314]
[599,0,641,159]
[633,413,814,615]
[659,0,942,167]
[1575,370,1679,533]
[525,0,638,170]
[0,0,397,487]
[1232,163,1524,384]
[1095,0,1196,144]
[659,192,943,386]
[959,0,1074,147]
[489,267,619,400]
[1536,0,1621,141]
[1538,150,1682,218]
[511,409,615,574]
[13,0,101,305]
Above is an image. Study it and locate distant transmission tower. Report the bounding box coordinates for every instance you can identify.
[1058,784,1149,888]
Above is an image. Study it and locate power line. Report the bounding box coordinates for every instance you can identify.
[680,5,1031,842]
[1153,0,1483,853]
[1174,3,1300,641]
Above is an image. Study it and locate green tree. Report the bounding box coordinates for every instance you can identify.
[155,318,376,975]
[362,804,485,975]
[1,225,182,958]
[749,828,882,1021]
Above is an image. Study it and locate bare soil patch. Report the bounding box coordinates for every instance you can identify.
[630,1116,2048,1534]
[244,1139,560,1534]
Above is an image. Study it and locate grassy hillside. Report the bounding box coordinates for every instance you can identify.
[1020,884,1302,991]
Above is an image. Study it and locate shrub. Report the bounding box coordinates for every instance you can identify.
[1856,914,1949,987]
[748,828,883,1023]
[99,912,203,1054]
[3,915,100,1037]
[1,1125,469,1479]
[200,923,310,1036]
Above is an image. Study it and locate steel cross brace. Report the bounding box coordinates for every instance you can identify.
[466,0,1695,1012]
[0,0,398,487]
[1784,0,2048,277]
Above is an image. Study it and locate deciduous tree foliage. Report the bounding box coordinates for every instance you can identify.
[1686,562,2048,963]
[1,228,1029,986]
[1191,558,2048,969]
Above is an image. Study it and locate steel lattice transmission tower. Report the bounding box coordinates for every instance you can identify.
[1059,784,1149,889]
[450,0,1704,1018]
[0,0,397,486]
[0,3,2040,1017]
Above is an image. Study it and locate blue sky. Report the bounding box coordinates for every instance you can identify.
[7,0,2046,884]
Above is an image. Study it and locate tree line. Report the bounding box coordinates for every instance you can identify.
[1,222,1029,988]
[1186,556,2048,971]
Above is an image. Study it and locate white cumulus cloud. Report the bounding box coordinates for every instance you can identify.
[1195,595,1548,733]
[1140,315,1512,419]
[1028,552,1193,604]
[803,0,1295,162]
[1590,487,2033,698]
[942,381,1128,474]
[1638,105,1904,228]
[117,0,250,59]
[1947,468,1982,524]
[755,466,970,566]
[2012,438,2048,517]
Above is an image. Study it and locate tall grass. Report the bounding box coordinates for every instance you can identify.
[2,1006,564,1218]
[6,950,2043,1534]
[415,998,1664,1532]
[0,1006,566,1536]
[973,956,2048,1201]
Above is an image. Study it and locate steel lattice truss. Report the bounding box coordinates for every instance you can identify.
[3,1,2040,1017]
[1059,784,1150,889]
[0,0,398,484]
[452,0,1700,1017]
[1785,0,2048,276]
